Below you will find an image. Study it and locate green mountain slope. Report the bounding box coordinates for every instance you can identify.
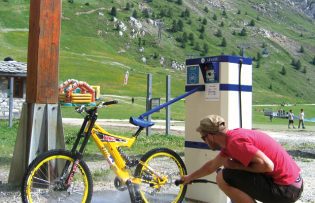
[1,0,315,104]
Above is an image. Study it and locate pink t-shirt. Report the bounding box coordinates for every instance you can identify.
[220,128,300,185]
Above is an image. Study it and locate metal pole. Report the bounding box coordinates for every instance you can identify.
[166,75,171,135]
[146,74,152,136]
[9,77,14,127]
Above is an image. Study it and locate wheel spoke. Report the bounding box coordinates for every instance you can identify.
[134,149,187,203]
[22,151,92,203]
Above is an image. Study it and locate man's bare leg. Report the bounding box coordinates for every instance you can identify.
[216,171,256,203]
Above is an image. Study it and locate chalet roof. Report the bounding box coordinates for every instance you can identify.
[0,61,27,77]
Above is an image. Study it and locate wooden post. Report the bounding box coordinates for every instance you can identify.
[26,0,60,103]
[9,0,64,185]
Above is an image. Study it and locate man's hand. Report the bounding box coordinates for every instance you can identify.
[180,175,192,185]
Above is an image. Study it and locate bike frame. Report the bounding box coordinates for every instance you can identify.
[68,106,143,185]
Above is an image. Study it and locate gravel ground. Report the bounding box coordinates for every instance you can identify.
[0,128,314,203]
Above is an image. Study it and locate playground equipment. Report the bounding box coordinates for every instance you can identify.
[58,79,99,106]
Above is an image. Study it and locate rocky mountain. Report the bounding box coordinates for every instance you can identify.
[1,0,315,103]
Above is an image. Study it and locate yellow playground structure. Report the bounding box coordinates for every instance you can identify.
[59,79,100,106]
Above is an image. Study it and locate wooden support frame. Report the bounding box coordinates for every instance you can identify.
[9,0,64,185]
[26,0,61,104]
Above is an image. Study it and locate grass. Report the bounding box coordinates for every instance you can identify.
[2,102,315,163]
[1,1,315,104]
[60,95,186,120]
[252,104,315,128]
[65,126,185,159]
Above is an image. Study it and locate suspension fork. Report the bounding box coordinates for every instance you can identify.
[64,115,97,186]
[64,153,83,186]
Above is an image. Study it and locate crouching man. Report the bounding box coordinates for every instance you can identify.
[181,115,303,203]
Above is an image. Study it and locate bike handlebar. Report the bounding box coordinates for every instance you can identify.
[75,100,118,114]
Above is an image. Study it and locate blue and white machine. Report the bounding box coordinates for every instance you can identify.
[184,55,252,203]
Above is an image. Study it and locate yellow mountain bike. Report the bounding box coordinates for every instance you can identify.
[21,100,187,203]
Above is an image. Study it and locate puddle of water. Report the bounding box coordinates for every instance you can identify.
[92,190,131,203]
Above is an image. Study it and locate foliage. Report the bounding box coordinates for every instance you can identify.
[204,6,209,13]
[110,7,116,17]
[1,0,315,104]
[215,29,222,37]
[280,66,286,75]
[249,19,255,26]
[240,27,247,36]
[221,37,227,47]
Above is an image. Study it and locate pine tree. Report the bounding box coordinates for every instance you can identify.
[296,60,302,70]
[256,61,260,68]
[257,52,262,61]
[176,0,183,5]
[291,58,297,66]
[249,19,255,26]
[194,42,200,51]
[213,14,217,20]
[171,20,178,32]
[110,7,117,17]
[221,37,227,47]
[182,32,188,43]
[132,10,138,18]
[199,25,205,33]
[280,66,286,75]
[202,18,207,25]
[125,3,130,10]
[222,9,227,16]
[300,46,304,53]
[204,6,209,13]
[302,67,307,74]
[215,29,222,37]
[312,56,315,65]
[203,43,209,55]
[184,8,190,17]
[240,28,247,36]
[143,9,150,18]
[188,33,194,45]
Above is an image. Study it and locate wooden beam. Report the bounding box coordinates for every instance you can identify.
[26,0,61,104]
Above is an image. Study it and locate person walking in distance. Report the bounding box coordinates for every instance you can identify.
[298,109,305,129]
[288,109,295,129]
[181,115,303,203]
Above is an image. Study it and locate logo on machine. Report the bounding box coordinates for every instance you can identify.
[205,67,215,82]
[200,62,219,83]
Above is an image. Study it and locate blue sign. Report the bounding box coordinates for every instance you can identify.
[187,66,199,84]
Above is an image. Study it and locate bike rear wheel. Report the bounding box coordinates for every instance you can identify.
[21,149,93,203]
[134,148,187,203]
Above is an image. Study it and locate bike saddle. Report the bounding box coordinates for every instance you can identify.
[129,117,155,128]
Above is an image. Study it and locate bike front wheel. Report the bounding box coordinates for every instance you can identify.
[134,148,187,203]
[21,149,93,203]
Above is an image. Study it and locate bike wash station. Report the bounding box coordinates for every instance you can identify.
[184,55,252,203]
[134,55,252,203]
